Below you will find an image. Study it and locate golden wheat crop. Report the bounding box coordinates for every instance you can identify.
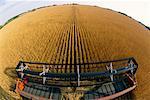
[0,4,150,99]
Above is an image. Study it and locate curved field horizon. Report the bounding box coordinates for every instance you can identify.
[0,4,150,99]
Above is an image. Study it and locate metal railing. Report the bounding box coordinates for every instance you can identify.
[16,57,138,87]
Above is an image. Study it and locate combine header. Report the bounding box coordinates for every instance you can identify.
[15,57,138,100]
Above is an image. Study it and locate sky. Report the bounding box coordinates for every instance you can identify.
[0,0,149,26]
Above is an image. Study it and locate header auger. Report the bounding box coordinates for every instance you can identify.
[15,57,138,100]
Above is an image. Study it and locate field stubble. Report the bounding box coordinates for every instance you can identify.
[0,5,150,99]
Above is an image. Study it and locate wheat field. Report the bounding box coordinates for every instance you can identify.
[0,4,150,99]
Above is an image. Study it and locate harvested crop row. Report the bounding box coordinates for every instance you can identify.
[0,5,150,99]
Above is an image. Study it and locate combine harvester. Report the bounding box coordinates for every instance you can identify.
[15,57,138,100]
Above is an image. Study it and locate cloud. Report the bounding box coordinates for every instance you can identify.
[0,0,149,26]
[0,0,6,5]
